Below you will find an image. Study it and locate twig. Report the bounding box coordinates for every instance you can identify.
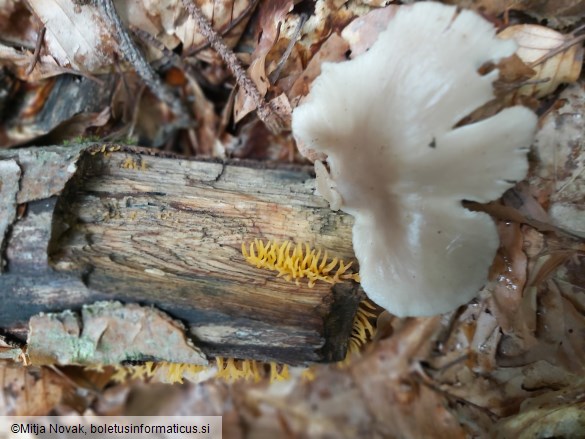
[25,26,46,76]
[181,0,285,134]
[528,33,585,69]
[269,14,307,84]
[413,368,500,422]
[184,0,260,57]
[96,0,190,125]
[130,26,183,66]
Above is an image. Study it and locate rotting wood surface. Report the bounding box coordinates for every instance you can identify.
[0,144,360,365]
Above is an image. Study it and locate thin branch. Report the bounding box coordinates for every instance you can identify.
[528,33,585,69]
[184,0,260,57]
[25,26,46,76]
[130,26,182,66]
[269,14,307,84]
[181,0,285,134]
[96,0,190,125]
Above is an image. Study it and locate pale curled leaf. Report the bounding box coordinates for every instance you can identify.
[27,0,116,73]
[498,24,584,98]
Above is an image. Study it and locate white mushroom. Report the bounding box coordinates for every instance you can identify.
[292,2,537,317]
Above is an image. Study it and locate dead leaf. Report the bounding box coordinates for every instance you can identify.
[340,5,399,58]
[287,33,349,162]
[0,1,41,50]
[288,33,349,103]
[26,0,256,75]
[487,222,532,337]
[185,73,219,155]
[234,0,293,122]
[176,0,257,61]
[27,0,117,73]
[0,42,72,82]
[496,54,536,84]
[47,107,111,143]
[0,361,79,415]
[498,24,584,98]
[520,0,585,27]
[494,398,585,438]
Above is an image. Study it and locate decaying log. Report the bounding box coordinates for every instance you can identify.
[0,144,360,365]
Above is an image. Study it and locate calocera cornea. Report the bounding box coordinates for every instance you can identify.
[292,3,538,317]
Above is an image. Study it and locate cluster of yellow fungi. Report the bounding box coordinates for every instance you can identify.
[241,239,360,286]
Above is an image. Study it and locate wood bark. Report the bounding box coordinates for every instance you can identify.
[0,144,360,365]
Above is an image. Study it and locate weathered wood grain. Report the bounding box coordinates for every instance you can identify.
[0,144,360,365]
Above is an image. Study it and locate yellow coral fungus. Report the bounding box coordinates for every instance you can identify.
[269,363,290,382]
[109,361,207,384]
[215,357,262,382]
[242,239,360,287]
[300,366,316,382]
[111,365,131,383]
[350,301,377,349]
[339,300,377,367]
[130,361,156,380]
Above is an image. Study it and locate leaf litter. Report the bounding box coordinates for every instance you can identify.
[0,1,584,437]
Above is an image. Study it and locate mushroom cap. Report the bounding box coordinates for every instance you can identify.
[292,2,537,316]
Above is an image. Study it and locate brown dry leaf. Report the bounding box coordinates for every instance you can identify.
[234,0,375,125]
[442,0,512,16]
[498,24,584,99]
[234,55,270,122]
[234,0,293,123]
[444,0,585,25]
[347,318,468,438]
[288,33,349,103]
[520,0,585,27]
[227,118,294,160]
[420,204,584,426]
[27,301,207,366]
[25,0,255,75]
[127,0,255,63]
[496,53,536,84]
[0,1,42,49]
[110,72,187,148]
[340,5,399,58]
[0,361,80,415]
[286,33,348,162]
[47,107,111,144]
[0,43,73,81]
[487,221,533,340]
[184,74,220,155]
